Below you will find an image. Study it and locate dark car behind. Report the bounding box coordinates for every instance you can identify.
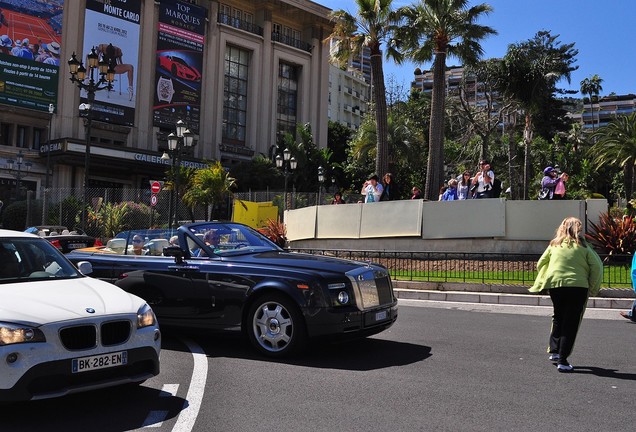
[24,226,101,254]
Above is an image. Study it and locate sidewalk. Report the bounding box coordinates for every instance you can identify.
[392,281,636,309]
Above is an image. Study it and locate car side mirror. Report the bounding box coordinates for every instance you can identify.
[76,261,93,275]
[164,246,185,264]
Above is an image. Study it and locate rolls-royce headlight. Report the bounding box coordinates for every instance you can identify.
[0,322,46,346]
[337,291,349,305]
[137,304,157,329]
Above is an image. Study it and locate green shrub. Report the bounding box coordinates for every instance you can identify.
[120,201,154,230]
[48,196,83,229]
[1,201,28,230]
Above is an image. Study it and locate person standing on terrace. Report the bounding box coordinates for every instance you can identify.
[361,175,383,203]
[380,173,400,201]
[472,160,494,199]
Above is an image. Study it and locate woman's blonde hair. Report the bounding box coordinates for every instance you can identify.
[550,217,586,247]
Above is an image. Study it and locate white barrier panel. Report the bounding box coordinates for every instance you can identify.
[285,206,317,241]
[586,199,608,232]
[360,200,423,238]
[317,203,363,238]
[505,200,585,240]
[422,198,506,239]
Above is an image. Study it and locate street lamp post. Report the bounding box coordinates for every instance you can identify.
[7,150,32,200]
[68,48,115,230]
[275,148,297,211]
[162,120,194,228]
[42,103,55,224]
[317,166,325,205]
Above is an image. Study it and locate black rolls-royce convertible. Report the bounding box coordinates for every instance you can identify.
[67,222,398,357]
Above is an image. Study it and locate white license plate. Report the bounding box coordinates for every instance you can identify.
[68,243,87,249]
[72,351,127,373]
[375,310,388,321]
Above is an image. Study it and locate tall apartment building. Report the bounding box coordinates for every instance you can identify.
[0,0,332,203]
[570,94,636,129]
[412,65,496,109]
[327,64,370,130]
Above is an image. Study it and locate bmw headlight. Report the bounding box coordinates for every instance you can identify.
[0,322,46,346]
[137,304,157,329]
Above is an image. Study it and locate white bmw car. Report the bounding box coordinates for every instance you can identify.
[0,229,160,402]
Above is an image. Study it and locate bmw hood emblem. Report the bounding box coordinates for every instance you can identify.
[85,308,96,314]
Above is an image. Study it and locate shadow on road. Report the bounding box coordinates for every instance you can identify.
[572,366,636,381]
[180,331,432,371]
[4,385,187,431]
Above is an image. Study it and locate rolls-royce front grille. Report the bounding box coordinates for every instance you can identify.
[101,320,131,346]
[347,268,395,310]
[60,325,97,350]
[375,275,394,305]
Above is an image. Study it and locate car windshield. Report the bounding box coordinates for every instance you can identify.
[172,56,187,65]
[186,222,280,257]
[0,237,82,283]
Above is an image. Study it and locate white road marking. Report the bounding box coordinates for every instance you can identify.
[160,384,180,397]
[172,339,208,432]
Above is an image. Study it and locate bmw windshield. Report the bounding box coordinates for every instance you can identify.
[0,238,82,283]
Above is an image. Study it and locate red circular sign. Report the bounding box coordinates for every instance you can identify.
[150,194,158,207]
[151,181,161,194]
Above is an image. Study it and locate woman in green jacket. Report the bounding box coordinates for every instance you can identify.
[530,217,603,372]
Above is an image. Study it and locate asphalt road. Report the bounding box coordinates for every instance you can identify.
[5,300,635,432]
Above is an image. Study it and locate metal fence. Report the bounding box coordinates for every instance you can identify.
[289,249,633,289]
[4,188,351,237]
[5,187,209,239]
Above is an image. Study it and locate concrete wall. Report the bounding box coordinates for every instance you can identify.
[286,198,609,253]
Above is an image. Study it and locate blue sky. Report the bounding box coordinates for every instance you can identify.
[316,0,635,97]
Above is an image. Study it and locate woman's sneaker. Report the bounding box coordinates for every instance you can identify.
[557,363,574,372]
[548,353,560,362]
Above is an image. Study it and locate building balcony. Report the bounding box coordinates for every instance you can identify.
[272,32,312,52]
[217,13,263,37]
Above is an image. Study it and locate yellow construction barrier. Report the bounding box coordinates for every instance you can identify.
[232,199,279,229]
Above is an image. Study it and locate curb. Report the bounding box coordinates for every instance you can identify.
[394,288,635,309]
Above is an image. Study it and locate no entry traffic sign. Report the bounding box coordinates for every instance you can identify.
[150,180,162,194]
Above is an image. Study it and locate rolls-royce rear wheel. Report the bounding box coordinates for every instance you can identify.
[247,293,306,357]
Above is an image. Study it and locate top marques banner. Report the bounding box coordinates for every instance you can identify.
[82,0,141,126]
[153,0,206,134]
[0,0,64,112]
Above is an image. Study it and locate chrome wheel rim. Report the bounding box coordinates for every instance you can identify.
[252,301,293,353]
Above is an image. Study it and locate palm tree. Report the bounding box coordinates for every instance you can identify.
[580,74,604,130]
[496,31,577,199]
[183,161,238,221]
[395,0,496,200]
[589,113,636,200]
[328,0,402,178]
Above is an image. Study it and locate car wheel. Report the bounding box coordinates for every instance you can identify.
[247,293,306,357]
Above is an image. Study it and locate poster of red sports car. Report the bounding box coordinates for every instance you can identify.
[153,0,206,134]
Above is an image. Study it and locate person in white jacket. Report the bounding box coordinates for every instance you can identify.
[361,174,383,203]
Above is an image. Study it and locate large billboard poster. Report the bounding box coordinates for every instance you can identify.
[0,0,63,112]
[153,0,206,134]
[82,0,140,126]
